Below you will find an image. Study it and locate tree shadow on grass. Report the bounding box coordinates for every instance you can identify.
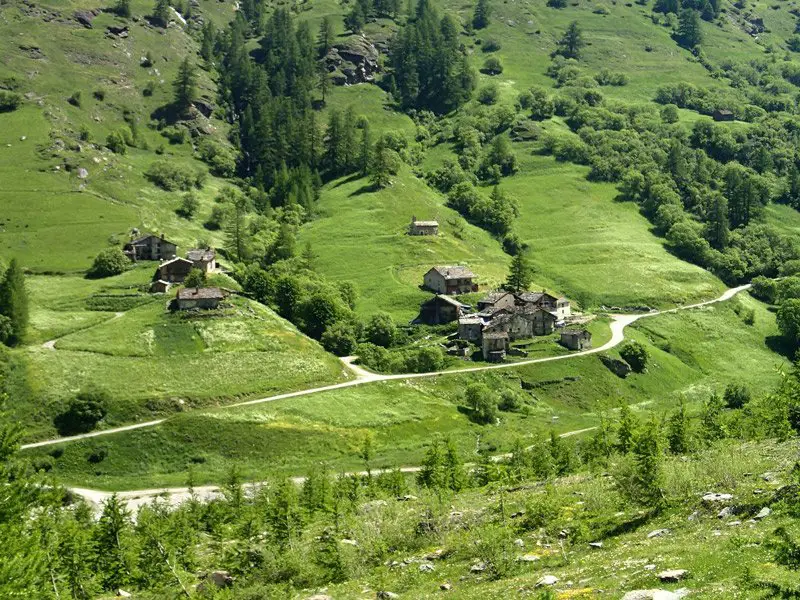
[349,182,380,196]
[329,172,363,188]
[766,335,796,360]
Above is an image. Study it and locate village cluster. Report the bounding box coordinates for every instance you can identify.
[410,217,592,362]
[122,232,227,310]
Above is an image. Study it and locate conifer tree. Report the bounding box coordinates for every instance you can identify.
[358,120,372,177]
[630,419,665,509]
[0,259,28,346]
[152,0,170,27]
[317,16,334,57]
[94,495,134,591]
[504,248,533,292]
[114,0,131,18]
[701,392,726,443]
[667,398,690,455]
[417,439,446,490]
[369,136,394,188]
[267,479,301,548]
[616,402,638,454]
[677,8,703,48]
[224,191,249,263]
[172,57,197,112]
[443,437,466,492]
[555,21,585,59]
[706,192,730,249]
[472,0,491,29]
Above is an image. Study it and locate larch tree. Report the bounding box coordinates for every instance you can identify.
[172,57,197,112]
[504,248,533,292]
[555,21,586,59]
[472,0,491,29]
[0,259,28,346]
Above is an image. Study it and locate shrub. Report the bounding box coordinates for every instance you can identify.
[0,90,22,113]
[481,57,504,75]
[197,138,237,177]
[619,341,649,373]
[54,388,110,436]
[93,89,106,101]
[723,382,751,409]
[481,38,502,52]
[404,346,446,373]
[477,83,499,105]
[143,81,156,97]
[68,91,82,107]
[465,383,498,424]
[161,125,188,144]
[364,312,397,347]
[321,321,359,356]
[106,130,127,154]
[177,192,199,219]
[594,69,629,86]
[87,447,109,464]
[87,248,128,278]
[145,160,205,191]
[660,103,680,123]
[750,275,777,303]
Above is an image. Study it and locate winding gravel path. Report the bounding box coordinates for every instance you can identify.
[21,284,750,453]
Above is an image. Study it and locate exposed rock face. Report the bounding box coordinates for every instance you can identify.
[74,9,101,28]
[325,35,380,85]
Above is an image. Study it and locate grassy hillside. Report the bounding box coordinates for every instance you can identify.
[16,266,350,440]
[31,292,786,489]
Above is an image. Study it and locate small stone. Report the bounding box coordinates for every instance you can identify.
[589,541,603,549]
[397,494,417,501]
[755,507,771,520]
[754,489,764,495]
[306,595,333,600]
[518,554,541,563]
[657,569,689,582]
[77,167,88,179]
[718,506,734,518]
[644,564,657,571]
[440,582,452,591]
[470,562,486,573]
[622,591,685,600]
[536,575,558,587]
[425,549,444,561]
[19,136,26,141]
[712,529,722,536]
[702,493,733,503]
[688,511,700,521]
[341,538,358,546]
[377,592,399,600]
[647,529,670,539]
[116,591,132,598]
[419,562,434,573]
[728,520,742,527]
[514,538,525,547]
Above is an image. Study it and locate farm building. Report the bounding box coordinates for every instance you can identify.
[482,331,509,362]
[713,109,734,122]
[409,216,439,236]
[560,329,592,351]
[187,248,216,272]
[477,291,515,313]
[150,280,171,294]
[158,257,194,283]
[515,291,571,320]
[124,234,177,262]
[176,287,226,310]
[458,315,484,342]
[423,266,478,295]
[418,295,470,325]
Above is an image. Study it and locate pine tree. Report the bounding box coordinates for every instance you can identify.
[200,21,216,62]
[706,192,730,250]
[267,479,301,548]
[94,495,133,591]
[370,136,393,188]
[472,0,491,29]
[504,248,533,293]
[0,258,29,346]
[667,398,690,455]
[616,402,638,454]
[317,60,330,104]
[358,120,371,177]
[701,392,726,443]
[630,419,665,509]
[317,16,334,58]
[417,439,446,490]
[344,3,366,32]
[152,0,170,27]
[443,437,466,492]
[224,191,249,263]
[677,8,703,48]
[172,57,197,112]
[114,0,132,17]
[555,21,586,59]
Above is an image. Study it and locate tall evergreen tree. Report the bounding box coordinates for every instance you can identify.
[504,248,533,292]
[705,192,730,249]
[555,21,586,59]
[472,0,491,29]
[172,57,197,112]
[94,495,133,591]
[666,398,690,455]
[630,420,665,509]
[359,120,372,177]
[369,136,394,188]
[152,0,170,27]
[224,192,249,263]
[317,15,334,58]
[616,402,638,454]
[676,8,703,48]
[0,259,28,346]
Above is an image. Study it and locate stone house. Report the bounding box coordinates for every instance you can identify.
[150,279,171,294]
[477,291,515,313]
[482,331,509,362]
[713,109,734,122]
[515,291,571,320]
[423,266,478,295]
[176,287,226,310]
[418,295,470,325]
[555,297,571,320]
[158,257,194,283]
[409,216,439,236]
[560,329,592,351]
[124,234,177,262]
[458,315,484,343]
[531,308,558,335]
[187,248,216,273]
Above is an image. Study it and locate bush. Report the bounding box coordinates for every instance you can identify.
[465,383,498,424]
[481,57,504,75]
[321,321,359,356]
[365,312,397,347]
[177,192,199,219]
[143,81,156,97]
[146,160,205,191]
[750,275,777,303]
[106,130,127,154]
[87,248,128,278]
[619,341,649,373]
[594,69,629,86]
[68,91,82,107]
[404,346,446,373]
[161,125,188,145]
[481,38,502,52]
[197,138,237,177]
[477,83,499,106]
[660,103,680,123]
[54,389,109,436]
[723,383,751,409]
[0,91,22,113]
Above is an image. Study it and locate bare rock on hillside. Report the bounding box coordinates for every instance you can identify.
[622,590,690,600]
[324,35,380,85]
[658,569,689,582]
[74,9,101,28]
[600,355,632,378]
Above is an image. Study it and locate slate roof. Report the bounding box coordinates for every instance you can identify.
[177,287,225,300]
[429,265,475,280]
[129,233,175,246]
[160,257,193,267]
[413,220,439,227]
[424,294,470,309]
[187,249,216,262]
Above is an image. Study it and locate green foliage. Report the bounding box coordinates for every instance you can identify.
[723,382,751,409]
[477,83,499,105]
[778,299,800,347]
[184,268,207,288]
[676,8,702,49]
[172,57,197,112]
[750,276,777,304]
[54,387,109,435]
[616,402,638,454]
[105,129,128,154]
[473,0,491,29]
[481,56,504,75]
[321,321,359,356]
[700,392,727,443]
[504,249,533,292]
[365,312,397,347]
[0,259,28,346]
[465,382,498,424]
[666,398,690,454]
[114,0,131,18]
[152,0,170,27]
[555,21,586,59]
[145,160,205,191]
[619,341,649,373]
[88,248,128,279]
[0,91,22,113]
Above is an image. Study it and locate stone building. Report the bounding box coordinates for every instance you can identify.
[423,266,478,295]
